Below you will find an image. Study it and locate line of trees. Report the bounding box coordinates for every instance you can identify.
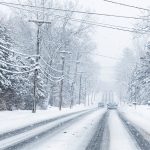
[0,0,101,111]
[115,11,150,104]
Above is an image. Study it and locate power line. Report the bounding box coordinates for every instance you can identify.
[0,59,38,68]
[39,13,148,33]
[39,64,63,79]
[0,2,38,13]
[0,44,39,57]
[104,0,150,11]
[0,1,149,20]
[40,57,62,73]
[63,17,146,34]
[27,15,150,33]
[88,52,120,60]
[39,68,63,82]
[52,13,145,32]
[0,2,147,34]
[68,18,145,33]
[40,69,59,82]
[0,66,37,74]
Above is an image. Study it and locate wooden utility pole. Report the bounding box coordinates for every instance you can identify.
[91,90,94,105]
[70,52,80,108]
[87,80,90,106]
[93,92,96,103]
[70,84,74,108]
[29,20,51,113]
[109,91,111,103]
[84,77,87,106]
[88,94,90,106]
[105,91,108,103]
[59,56,65,111]
[79,73,82,105]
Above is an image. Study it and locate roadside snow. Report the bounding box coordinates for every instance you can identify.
[119,104,150,134]
[0,109,100,149]
[0,104,95,134]
[109,110,139,150]
[22,109,106,150]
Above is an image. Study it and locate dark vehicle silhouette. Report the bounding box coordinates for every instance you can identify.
[98,102,105,108]
[107,103,118,109]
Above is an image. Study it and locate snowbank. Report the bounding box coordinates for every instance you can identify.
[119,104,150,134]
[0,105,95,134]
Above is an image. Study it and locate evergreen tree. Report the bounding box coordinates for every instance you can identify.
[128,42,150,104]
[0,25,15,110]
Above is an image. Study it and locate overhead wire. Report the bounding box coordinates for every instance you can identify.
[0,2,87,82]
[0,66,38,74]
[49,13,148,33]
[40,66,63,81]
[0,2,147,34]
[0,1,147,82]
[0,2,38,13]
[39,64,63,79]
[103,0,150,12]
[0,59,38,68]
[0,44,39,57]
[0,1,149,20]
[39,69,62,83]
[61,17,147,34]
[40,57,62,73]
[87,52,121,60]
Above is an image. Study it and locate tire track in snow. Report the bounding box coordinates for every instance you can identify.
[108,110,139,150]
[0,109,93,141]
[86,111,109,150]
[0,109,97,150]
[118,111,150,150]
[23,109,106,150]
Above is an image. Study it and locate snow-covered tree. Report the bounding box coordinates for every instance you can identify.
[0,24,16,110]
[128,41,150,104]
[115,48,136,103]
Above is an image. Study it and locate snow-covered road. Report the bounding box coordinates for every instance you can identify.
[16,110,144,150]
[22,109,106,150]
[120,105,150,138]
[1,107,150,150]
[0,105,92,135]
[109,111,139,150]
[0,108,98,150]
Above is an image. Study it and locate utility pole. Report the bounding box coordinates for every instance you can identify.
[88,94,90,106]
[112,92,115,102]
[29,20,51,113]
[91,90,95,105]
[93,92,96,103]
[102,93,105,103]
[78,71,87,105]
[79,73,82,105]
[70,52,80,108]
[84,77,87,106]
[133,63,138,109]
[134,86,138,110]
[70,83,74,108]
[109,91,111,103]
[106,91,108,103]
[88,80,91,106]
[59,56,65,111]
[59,51,71,111]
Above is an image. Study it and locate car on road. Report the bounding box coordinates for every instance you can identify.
[107,103,118,109]
[98,102,105,108]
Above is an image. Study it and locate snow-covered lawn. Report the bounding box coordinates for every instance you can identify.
[23,109,106,150]
[119,104,150,135]
[109,110,138,150]
[0,105,95,134]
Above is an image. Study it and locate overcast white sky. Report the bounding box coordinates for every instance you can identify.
[76,0,150,82]
[1,0,150,83]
